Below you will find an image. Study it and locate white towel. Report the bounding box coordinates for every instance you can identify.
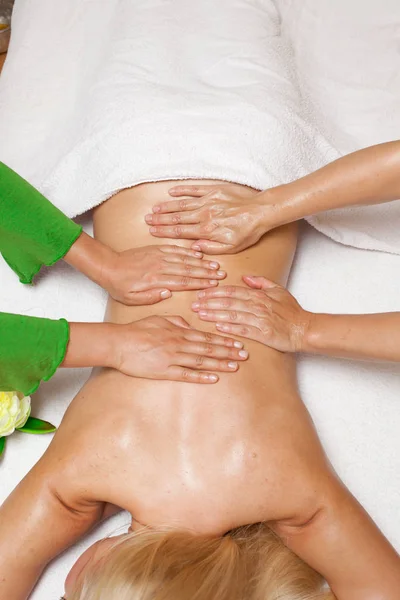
[278,0,400,254]
[0,0,337,217]
[3,1,399,255]
[0,2,399,599]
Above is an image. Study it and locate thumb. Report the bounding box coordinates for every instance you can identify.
[165,315,191,329]
[129,288,172,306]
[243,275,280,291]
[191,240,232,255]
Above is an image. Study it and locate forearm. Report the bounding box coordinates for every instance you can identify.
[260,140,400,226]
[62,322,118,369]
[63,231,115,289]
[303,312,400,362]
[0,313,122,395]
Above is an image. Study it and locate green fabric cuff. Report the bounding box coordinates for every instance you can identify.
[0,162,82,284]
[0,313,70,396]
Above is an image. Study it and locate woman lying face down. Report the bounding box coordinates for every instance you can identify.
[0,181,399,600]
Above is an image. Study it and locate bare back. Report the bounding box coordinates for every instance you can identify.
[43,181,331,534]
[2,182,399,600]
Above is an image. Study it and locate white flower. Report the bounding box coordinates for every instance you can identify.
[0,391,31,437]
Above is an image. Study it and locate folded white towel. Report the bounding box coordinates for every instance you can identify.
[279,0,400,254]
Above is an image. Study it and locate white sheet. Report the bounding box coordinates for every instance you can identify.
[278,0,400,254]
[0,2,399,599]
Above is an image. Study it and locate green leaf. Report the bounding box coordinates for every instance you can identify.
[0,436,5,458]
[16,416,57,435]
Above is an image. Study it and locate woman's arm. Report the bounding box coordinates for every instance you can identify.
[145,140,400,254]
[0,312,247,395]
[0,463,107,600]
[191,276,400,362]
[64,316,247,382]
[64,234,227,305]
[262,139,400,228]
[274,481,400,600]
[0,162,227,304]
[302,312,400,362]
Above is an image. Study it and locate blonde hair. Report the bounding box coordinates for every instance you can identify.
[70,523,335,600]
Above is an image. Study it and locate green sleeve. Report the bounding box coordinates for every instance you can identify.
[0,162,83,284]
[0,313,70,396]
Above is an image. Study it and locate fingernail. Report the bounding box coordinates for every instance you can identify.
[228,362,238,369]
[150,227,157,233]
[233,341,243,348]
[217,270,225,277]
[239,350,248,359]
[209,280,218,285]
[216,323,228,331]
[207,374,218,382]
[192,302,200,309]
[153,205,161,213]
[199,310,207,317]
[145,214,153,222]
[197,291,206,298]
[161,290,171,299]
[192,244,201,251]
[194,251,203,257]
[210,262,219,269]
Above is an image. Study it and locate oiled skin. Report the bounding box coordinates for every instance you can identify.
[44,180,332,534]
[2,182,400,600]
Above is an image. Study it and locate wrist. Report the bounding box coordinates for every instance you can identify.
[103,323,127,370]
[63,322,119,369]
[257,184,302,231]
[98,323,122,368]
[93,243,118,292]
[64,232,117,290]
[302,313,333,355]
[107,322,139,373]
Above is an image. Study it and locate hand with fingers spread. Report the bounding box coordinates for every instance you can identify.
[145,184,273,255]
[191,275,312,353]
[99,244,226,305]
[114,315,249,383]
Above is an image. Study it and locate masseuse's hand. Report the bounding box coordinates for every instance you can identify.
[115,315,248,383]
[191,275,311,353]
[101,244,226,305]
[145,184,274,254]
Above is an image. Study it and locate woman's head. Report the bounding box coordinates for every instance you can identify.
[66,523,335,600]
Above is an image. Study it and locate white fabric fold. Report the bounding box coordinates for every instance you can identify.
[279,0,400,254]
